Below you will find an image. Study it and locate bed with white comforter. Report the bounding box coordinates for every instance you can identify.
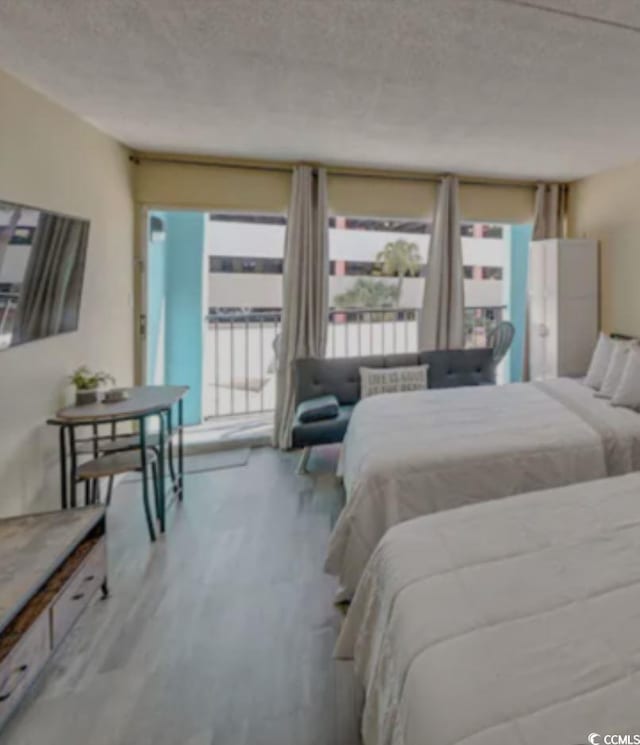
[326,378,640,596]
[335,473,640,745]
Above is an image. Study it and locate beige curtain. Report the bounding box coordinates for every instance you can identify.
[523,183,566,379]
[418,175,465,350]
[532,183,565,240]
[274,166,329,450]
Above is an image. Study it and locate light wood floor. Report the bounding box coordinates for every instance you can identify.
[3,447,361,745]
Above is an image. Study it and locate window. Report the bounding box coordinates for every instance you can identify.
[206,214,286,313]
[328,216,430,357]
[330,217,431,234]
[149,215,166,242]
[463,225,508,350]
[205,213,286,418]
[209,256,284,274]
[461,223,504,239]
[481,266,503,280]
[481,224,503,239]
[460,223,475,238]
[208,213,286,226]
[327,217,509,358]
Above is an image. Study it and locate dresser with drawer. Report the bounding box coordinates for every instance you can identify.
[0,507,107,731]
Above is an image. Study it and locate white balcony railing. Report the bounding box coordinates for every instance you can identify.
[203,305,505,420]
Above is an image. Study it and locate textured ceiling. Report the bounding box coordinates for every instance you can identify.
[2,0,640,180]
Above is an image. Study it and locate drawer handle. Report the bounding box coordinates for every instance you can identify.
[84,575,95,582]
[0,664,28,702]
[71,592,85,601]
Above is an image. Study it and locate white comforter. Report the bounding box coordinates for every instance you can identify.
[326,378,640,597]
[335,473,640,745]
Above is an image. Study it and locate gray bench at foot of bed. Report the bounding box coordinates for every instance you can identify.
[292,348,495,472]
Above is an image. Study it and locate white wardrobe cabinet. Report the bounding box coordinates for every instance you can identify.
[528,239,598,380]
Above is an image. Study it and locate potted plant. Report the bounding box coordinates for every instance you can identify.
[70,366,115,405]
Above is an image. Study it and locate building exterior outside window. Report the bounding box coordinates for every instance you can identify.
[203,213,511,418]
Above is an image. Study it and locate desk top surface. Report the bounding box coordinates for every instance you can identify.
[0,507,105,633]
[53,385,188,423]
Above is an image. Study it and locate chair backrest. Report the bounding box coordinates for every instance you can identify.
[294,348,496,406]
[487,321,515,364]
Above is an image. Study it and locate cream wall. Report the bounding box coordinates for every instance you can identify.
[569,160,640,337]
[0,69,134,517]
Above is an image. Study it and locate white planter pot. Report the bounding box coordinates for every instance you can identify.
[75,388,101,406]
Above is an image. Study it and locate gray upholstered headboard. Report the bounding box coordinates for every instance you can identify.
[294,349,495,406]
[295,354,398,406]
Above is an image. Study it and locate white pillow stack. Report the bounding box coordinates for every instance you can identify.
[596,340,634,398]
[584,332,640,410]
[584,332,616,390]
[611,345,640,410]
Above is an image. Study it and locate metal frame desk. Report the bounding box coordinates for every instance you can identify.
[48,386,188,533]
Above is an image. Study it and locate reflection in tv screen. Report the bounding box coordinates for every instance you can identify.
[0,200,89,350]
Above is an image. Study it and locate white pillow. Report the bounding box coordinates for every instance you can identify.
[611,346,640,410]
[596,340,634,398]
[584,333,615,390]
[360,364,428,399]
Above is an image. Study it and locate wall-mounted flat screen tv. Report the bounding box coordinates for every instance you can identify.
[0,200,89,350]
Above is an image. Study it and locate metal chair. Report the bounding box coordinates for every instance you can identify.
[487,321,515,365]
[76,429,179,504]
[76,449,160,541]
[73,420,177,542]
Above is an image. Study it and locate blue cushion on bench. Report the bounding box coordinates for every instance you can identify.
[296,394,340,423]
[292,405,354,449]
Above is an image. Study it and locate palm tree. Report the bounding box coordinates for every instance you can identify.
[375,239,421,307]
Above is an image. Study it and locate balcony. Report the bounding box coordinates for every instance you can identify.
[203,305,505,420]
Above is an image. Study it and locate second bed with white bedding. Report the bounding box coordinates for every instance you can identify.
[326,377,640,596]
[335,473,640,745]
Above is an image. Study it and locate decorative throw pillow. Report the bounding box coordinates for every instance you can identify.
[360,364,428,399]
[611,346,640,410]
[596,340,635,398]
[296,394,340,423]
[584,333,615,390]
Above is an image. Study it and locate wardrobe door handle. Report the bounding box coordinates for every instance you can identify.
[71,592,85,601]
